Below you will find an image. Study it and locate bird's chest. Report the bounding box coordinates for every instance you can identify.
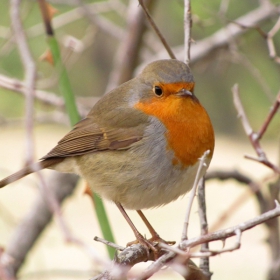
[121,117,208,209]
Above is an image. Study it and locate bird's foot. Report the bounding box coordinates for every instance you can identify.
[148,233,176,246]
[127,233,175,259]
[127,233,157,256]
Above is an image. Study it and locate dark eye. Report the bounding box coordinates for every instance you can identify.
[154,86,163,96]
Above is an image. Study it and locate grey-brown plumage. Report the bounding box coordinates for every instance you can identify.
[0,59,214,211]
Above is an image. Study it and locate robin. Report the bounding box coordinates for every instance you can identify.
[0,59,215,253]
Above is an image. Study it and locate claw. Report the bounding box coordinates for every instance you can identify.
[127,234,175,259]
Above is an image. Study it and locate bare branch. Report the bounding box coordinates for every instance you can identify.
[25,1,125,40]
[181,203,280,249]
[232,84,280,173]
[191,229,241,257]
[1,173,106,276]
[94,236,125,251]
[141,3,280,63]
[105,0,150,91]
[88,185,280,278]
[184,0,192,64]
[10,0,36,164]
[267,16,280,63]
[0,74,62,107]
[257,89,280,140]
[197,179,211,279]
[138,0,176,59]
[181,150,210,241]
[133,251,176,280]
[0,74,94,117]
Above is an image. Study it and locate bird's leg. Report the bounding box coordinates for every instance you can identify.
[115,202,157,256]
[136,210,175,245]
[136,210,160,240]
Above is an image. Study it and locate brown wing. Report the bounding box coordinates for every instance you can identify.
[41,116,144,160]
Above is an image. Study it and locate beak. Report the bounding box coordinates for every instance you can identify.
[176,88,193,97]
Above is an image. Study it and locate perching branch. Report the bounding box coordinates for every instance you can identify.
[91,202,280,279]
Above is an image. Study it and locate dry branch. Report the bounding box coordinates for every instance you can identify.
[184,0,192,64]
[0,173,79,276]
[105,0,151,91]
[91,202,280,279]
[232,84,280,173]
[10,0,37,164]
[3,1,280,279]
[138,0,176,59]
[181,202,280,249]
[0,74,94,118]
[267,16,280,63]
[181,150,210,241]
[143,2,280,63]
[25,1,125,40]
[197,179,211,279]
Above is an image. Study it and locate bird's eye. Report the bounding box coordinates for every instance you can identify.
[153,86,163,97]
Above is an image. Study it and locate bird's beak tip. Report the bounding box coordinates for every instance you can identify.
[176,89,193,97]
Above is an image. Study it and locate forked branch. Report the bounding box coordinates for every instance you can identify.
[232,84,280,174]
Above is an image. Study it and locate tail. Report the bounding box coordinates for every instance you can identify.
[0,158,63,188]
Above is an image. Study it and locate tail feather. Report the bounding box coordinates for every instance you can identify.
[0,158,63,188]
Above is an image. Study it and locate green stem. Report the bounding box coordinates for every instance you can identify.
[93,194,116,258]
[46,35,116,259]
[47,36,80,124]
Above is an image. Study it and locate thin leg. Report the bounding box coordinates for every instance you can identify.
[136,210,159,239]
[116,203,143,240]
[115,202,157,254]
[137,210,175,245]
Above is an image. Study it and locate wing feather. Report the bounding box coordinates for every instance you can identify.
[41,117,144,160]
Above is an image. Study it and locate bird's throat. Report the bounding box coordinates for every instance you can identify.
[135,96,215,167]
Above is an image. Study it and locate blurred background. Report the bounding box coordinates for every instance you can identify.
[0,0,280,279]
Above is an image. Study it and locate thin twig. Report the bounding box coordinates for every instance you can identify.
[257,89,280,140]
[232,84,280,174]
[0,74,94,117]
[267,16,280,63]
[161,229,241,258]
[138,0,176,59]
[105,0,150,92]
[92,201,280,279]
[181,150,210,241]
[219,0,230,16]
[133,251,176,280]
[197,178,211,278]
[164,3,280,63]
[94,236,125,251]
[10,0,36,165]
[181,203,280,249]
[184,0,192,64]
[1,173,106,277]
[24,1,125,40]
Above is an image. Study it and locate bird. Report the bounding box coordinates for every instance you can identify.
[0,59,215,254]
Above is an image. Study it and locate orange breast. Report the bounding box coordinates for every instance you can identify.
[135,93,214,167]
